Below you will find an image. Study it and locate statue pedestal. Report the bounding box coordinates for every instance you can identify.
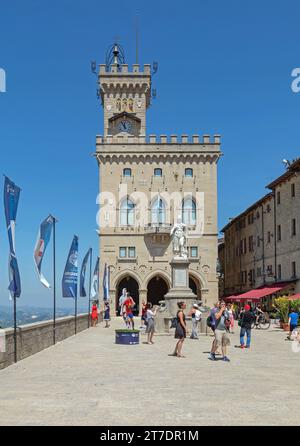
[164,258,197,316]
[155,257,198,333]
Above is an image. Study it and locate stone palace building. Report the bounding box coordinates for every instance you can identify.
[94,44,222,314]
[221,158,300,302]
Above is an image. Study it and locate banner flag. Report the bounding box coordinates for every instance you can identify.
[103,262,110,301]
[33,215,54,288]
[80,248,92,297]
[4,176,21,299]
[62,235,79,298]
[91,257,99,299]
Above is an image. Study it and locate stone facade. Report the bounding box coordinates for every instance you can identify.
[221,159,300,298]
[95,58,221,314]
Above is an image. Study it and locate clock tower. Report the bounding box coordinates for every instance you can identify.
[98,44,151,137]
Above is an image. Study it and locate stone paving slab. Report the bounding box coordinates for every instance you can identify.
[0,318,299,426]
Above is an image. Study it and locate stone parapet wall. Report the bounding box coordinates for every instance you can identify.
[0,313,89,370]
[96,134,221,145]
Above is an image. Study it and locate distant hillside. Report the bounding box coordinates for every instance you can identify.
[0,305,87,329]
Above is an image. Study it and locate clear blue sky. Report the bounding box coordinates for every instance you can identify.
[0,0,299,307]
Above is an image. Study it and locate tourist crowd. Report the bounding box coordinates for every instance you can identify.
[90,288,300,362]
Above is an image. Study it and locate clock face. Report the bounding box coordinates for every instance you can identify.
[118,120,132,133]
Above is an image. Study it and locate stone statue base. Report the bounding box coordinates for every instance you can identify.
[155,258,203,333]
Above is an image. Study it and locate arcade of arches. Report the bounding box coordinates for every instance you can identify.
[116,274,202,314]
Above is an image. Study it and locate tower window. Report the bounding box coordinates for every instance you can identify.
[185,168,193,178]
[154,168,162,177]
[119,247,127,258]
[120,198,135,226]
[151,197,166,224]
[123,168,132,177]
[128,247,136,258]
[190,247,198,258]
[182,197,196,225]
[116,98,121,112]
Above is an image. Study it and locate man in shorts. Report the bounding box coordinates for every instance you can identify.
[209,300,231,362]
[123,292,135,330]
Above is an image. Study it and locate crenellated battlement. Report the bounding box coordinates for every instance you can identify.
[96,134,221,145]
[99,64,151,75]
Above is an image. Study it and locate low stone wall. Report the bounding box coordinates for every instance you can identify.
[0,313,89,370]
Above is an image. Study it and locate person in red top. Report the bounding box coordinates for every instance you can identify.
[141,300,148,329]
[123,292,135,329]
[91,302,98,327]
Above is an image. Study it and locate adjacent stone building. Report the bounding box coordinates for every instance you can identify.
[95,45,222,314]
[221,159,300,299]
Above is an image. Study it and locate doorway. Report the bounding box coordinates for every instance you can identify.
[116,276,139,315]
[147,276,169,306]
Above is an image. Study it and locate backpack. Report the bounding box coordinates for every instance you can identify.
[170,317,178,329]
[206,314,215,328]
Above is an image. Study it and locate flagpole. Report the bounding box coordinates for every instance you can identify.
[13,296,17,363]
[52,216,57,345]
[75,296,77,334]
[98,258,100,320]
[88,249,92,328]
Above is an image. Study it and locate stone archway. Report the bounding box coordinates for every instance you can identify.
[147,275,169,306]
[116,275,139,315]
[189,274,202,300]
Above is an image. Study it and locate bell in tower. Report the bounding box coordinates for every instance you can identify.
[98,42,152,137]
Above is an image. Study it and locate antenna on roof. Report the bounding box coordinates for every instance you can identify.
[282,159,291,169]
[135,13,139,64]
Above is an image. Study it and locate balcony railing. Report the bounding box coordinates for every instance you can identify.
[144,223,172,234]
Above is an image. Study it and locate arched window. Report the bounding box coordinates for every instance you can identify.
[120,198,135,226]
[182,197,196,225]
[151,197,166,225]
[185,168,193,178]
[122,98,127,111]
[154,168,162,177]
[116,98,121,112]
[123,168,132,177]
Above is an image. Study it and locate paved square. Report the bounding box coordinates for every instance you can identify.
[0,318,299,426]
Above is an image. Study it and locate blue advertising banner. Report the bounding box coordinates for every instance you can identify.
[91,257,99,299]
[33,215,54,288]
[80,248,92,297]
[62,235,79,298]
[103,262,110,301]
[4,176,21,299]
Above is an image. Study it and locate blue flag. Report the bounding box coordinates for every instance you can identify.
[103,262,110,301]
[62,235,79,298]
[80,248,92,297]
[91,257,99,299]
[4,176,21,299]
[33,215,54,288]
